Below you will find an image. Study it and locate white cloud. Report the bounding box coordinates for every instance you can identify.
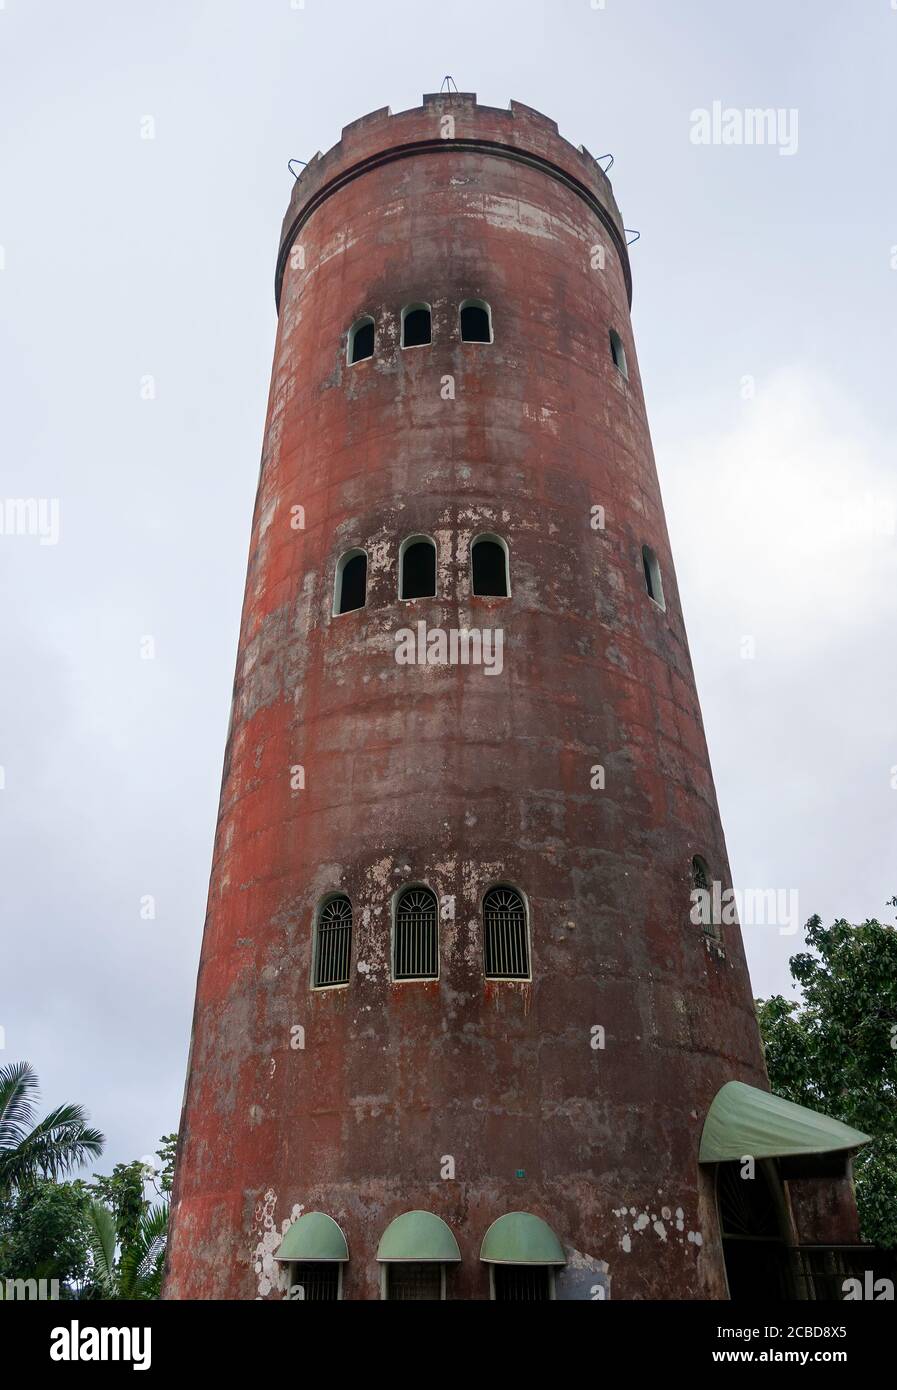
[666,367,897,654]
[660,368,897,996]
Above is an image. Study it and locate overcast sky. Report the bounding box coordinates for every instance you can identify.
[2,0,895,1172]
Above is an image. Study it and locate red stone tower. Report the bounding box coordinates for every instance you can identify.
[164,93,792,1301]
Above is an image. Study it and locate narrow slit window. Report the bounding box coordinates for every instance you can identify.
[401,303,432,348]
[610,328,628,378]
[642,544,665,610]
[460,299,493,343]
[314,896,352,987]
[483,886,529,979]
[471,536,509,598]
[399,536,437,600]
[334,549,367,615]
[348,316,375,364]
[394,887,438,980]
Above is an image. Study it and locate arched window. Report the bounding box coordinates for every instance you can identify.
[377,1211,460,1300]
[273,1213,348,1301]
[483,886,530,979]
[394,887,438,980]
[691,855,721,939]
[348,316,375,364]
[401,303,432,348]
[471,535,510,598]
[460,299,493,343]
[691,855,710,893]
[481,1212,566,1300]
[399,535,437,600]
[333,549,367,616]
[642,544,665,610]
[609,328,628,378]
[313,895,353,987]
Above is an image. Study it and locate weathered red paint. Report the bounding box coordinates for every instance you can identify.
[164,95,846,1301]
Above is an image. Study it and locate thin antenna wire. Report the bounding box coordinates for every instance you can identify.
[288,158,307,181]
[440,75,459,93]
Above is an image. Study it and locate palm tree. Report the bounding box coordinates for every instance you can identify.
[0,1062,104,1197]
[86,1199,169,1300]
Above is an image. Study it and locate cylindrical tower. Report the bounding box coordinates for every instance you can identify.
[165,93,770,1301]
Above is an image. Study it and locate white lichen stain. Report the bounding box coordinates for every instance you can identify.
[621,1233,632,1253]
[616,1200,696,1251]
[252,1189,298,1300]
[258,497,277,538]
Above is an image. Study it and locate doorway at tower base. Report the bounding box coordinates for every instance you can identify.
[701,1081,872,1301]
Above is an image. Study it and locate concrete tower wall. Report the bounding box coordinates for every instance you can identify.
[165,93,768,1301]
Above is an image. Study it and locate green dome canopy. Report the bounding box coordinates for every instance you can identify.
[699,1081,871,1165]
[273,1212,349,1263]
[480,1212,566,1265]
[376,1211,461,1263]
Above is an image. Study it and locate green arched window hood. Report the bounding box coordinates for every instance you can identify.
[480,1212,566,1265]
[273,1212,349,1263]
[376,1211,461,1263]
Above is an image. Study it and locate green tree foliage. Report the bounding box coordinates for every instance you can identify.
[154,1134,177,1195]
[0,1062,173,1298]
[89,1162,148,1256]
[757,904,897,1249]
[0,1179,93,1295]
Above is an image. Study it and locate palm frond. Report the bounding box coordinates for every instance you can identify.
[118,1202,169,1300]
[85,1201,118,1294]
[11,1105,105,1184]
[0,1061,39,1149]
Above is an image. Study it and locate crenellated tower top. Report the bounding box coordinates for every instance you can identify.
[276,93,631,309]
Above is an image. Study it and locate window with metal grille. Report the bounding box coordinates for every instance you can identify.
[691,855,720,939]
[348,316,375,364]
[691,855,709,892]
[394,887,438,980]
[493,1265,551,1300]
[290,1263,340,1301]
[460,299,493,343]
[386,1263,443,1300]
[401,303,432,348]
[471,536,509,597]
[483,886,529,979]
[314,896,352,987]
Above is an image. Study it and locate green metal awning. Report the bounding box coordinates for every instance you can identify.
[376,1211,461,1263]
[480,1212,567,1266]
[273,1212,349,1263]
[699,1081,871,1165]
